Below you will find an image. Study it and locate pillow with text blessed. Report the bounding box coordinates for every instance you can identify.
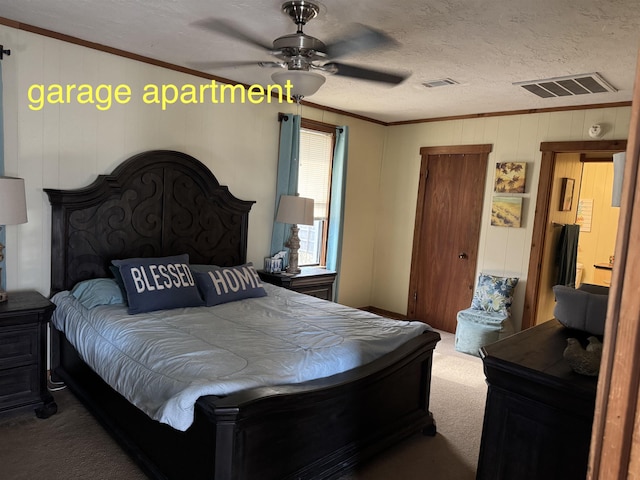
[111,254,204,314]
[193,263,267,306]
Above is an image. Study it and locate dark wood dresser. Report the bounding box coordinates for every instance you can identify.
[0,290,57,418]
[258,267,337,301]
[477,319,598,480]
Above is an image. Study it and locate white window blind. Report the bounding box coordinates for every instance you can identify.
[299,128,332,220]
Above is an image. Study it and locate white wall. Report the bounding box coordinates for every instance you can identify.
[0,24,386,308]
[374,109,631,330]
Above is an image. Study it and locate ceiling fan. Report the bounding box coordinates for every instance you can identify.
[191,0,409,100]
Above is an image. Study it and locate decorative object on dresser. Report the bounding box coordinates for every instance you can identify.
[563,336,603,376]
[0,177,28,303]
[258,266,337,301]
[45,150,440,480]
[275,194,314,273]
[477,320,597,480]
[0,290,56,418]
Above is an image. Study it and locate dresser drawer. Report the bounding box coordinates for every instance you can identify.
[0,326,39,369]
[0,365,39,410]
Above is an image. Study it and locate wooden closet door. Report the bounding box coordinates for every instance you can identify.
[408,145,491,332]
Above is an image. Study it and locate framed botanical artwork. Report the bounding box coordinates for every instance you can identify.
[559,177,575,211]
[494,162,526,193]
[491,196,523,228]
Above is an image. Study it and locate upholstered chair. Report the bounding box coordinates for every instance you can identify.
[455,274,519,357]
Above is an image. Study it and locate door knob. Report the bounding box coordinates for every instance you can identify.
[458,252,468,259]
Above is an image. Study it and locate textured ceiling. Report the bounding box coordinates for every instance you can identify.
[1,0,639,123]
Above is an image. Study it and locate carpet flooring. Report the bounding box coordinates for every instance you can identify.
[0,329,486,479]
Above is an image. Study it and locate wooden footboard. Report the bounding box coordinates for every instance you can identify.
[52,327,440,480]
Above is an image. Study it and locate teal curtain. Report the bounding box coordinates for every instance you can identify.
[0,61,5,289]
[270,114,301,256]
[326,126,348,299]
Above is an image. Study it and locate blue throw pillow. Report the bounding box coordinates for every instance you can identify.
[471,274,519,314]
[111,254,204,314]
[71,278,125,309]
[193,263,267,306]
[109,265,129,305]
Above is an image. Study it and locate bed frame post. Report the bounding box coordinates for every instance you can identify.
[214,408,240,480]
[49,325,63,383]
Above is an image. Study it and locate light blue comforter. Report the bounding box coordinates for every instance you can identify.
[51,284,428,431]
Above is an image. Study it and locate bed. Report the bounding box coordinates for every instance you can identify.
[45,150,441,480]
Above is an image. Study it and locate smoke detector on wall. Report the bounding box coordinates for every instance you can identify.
[588,124,604,138]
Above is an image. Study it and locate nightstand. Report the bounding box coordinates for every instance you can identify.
[258,267,337,301]
[0,290,57,419]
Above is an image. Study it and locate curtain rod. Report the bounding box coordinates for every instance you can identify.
[278,112,344,132]
[0,45,10,59]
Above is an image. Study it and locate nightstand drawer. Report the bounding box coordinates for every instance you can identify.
[0,365,39,410]
[0,291,56,418]
[0,326,39,369]
[258,268,337,301]
[294,285,332,300]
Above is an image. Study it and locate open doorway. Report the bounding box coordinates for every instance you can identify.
[533,152,622,325]
[576,158,621,288]
[521,140,627,330]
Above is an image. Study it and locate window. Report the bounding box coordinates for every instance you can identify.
[297,120,335,266]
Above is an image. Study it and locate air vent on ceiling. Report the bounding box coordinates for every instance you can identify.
[514,72,617,99]
[423,78,459,88]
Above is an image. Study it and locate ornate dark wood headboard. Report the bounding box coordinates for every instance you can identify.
[45,150,255,294]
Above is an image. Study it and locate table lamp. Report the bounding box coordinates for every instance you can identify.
[0,177,28,302]
[276,195,314,274]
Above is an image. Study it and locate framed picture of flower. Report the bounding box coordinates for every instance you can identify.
[494,162,526,193]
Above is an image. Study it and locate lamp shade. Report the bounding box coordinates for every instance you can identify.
[276,195,314,225]
[0,177,27,225]
[271,70,326,99]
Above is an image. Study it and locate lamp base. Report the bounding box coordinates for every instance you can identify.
[285,224,302,275]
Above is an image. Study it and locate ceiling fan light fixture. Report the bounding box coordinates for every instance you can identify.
[271,70,326,100]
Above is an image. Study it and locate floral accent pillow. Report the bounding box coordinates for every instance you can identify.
[471,274,519,314]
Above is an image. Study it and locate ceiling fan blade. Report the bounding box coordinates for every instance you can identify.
[187,60,266,70]
[187,61,285,71]
[324,24,398,60]
[191,18,274,52]
[322,62,409,85]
